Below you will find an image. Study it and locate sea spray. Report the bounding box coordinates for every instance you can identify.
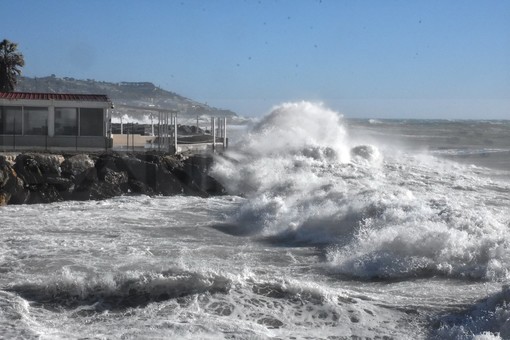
[239,101,350,160]
[212,101,365,239]
[212,102,510,281]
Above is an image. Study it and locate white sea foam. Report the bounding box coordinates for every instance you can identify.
[434,285,510,339]
[212,102,510,281]
[2,105,509,338]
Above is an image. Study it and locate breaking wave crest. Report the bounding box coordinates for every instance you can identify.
[8,267,231,312]
[212,101,510,281]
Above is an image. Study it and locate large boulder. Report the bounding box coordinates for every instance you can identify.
[46,176,74,192]
[99,167,129,197]
[95,153,123,180]
[74,167,99,191]
[181,155,226,196]
[116,157,158,190]
[25,183,62,204]
[13,153,64,186]
[30,154,64,177]
[102,167,129,188]
[133,153,185,195]
[154,167,184,195]
[0,191,10,206]
[0,157,29,204]
[0,159,9,188]
[13,154,44,185]
[61,154,95,178]
[69,153,131,200]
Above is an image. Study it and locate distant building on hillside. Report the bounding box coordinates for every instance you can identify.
[119,82,156,91]
[0,92,113,151]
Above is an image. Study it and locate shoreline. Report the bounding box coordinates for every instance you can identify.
[0,151,225,206]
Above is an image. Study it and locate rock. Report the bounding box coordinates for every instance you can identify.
[70,183,110,201]
[0,154,16,166]
[46,176,74,192]
[61,154,95,178]
[154,167,184,195]
[0,158,29,204]
[116,157,158,190]
[135,153,162,165]
[5,175,29,204]
[74,167,99,191]
[26,183,62,204]
[0,164,8,188]
[99,168,129,197]
[178,125,204,135]
[95,153,123,180]
[102,168,129,187]
[6,154,67,204]
[13,154,44,185]
[182,155,226,196]
[0,151,226,205]
[128,178,155,195]
[0,191,11,206]
[30,154,64,177]
[162,155,182,168]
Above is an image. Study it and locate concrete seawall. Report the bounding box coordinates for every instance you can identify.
[0,151,225,205]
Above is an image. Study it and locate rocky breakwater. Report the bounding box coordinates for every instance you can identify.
[0,152,226,205]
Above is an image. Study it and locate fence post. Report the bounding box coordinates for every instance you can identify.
[212,117,216,152]
[158,113,161,151]
[223,117,227,150]
[13,115,16,151]
[174,114,178,154]
[45,119,48,152]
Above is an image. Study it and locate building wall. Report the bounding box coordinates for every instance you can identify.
[0,99,110,150]
[0,135,112,151]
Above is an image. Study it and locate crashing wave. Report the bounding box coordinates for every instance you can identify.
[212,101,510,282]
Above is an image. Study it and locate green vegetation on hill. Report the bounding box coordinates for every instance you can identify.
[17,75,237,120]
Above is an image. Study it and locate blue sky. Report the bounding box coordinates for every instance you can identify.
[2,0,509,119]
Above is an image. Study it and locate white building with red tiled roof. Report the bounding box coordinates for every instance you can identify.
[0,92,113,151]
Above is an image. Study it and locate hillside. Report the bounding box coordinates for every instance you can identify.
[17,76,238,123]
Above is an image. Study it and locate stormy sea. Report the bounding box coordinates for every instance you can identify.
[1,102,509,339]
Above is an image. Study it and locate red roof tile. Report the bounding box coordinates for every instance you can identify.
[0,92,110,102]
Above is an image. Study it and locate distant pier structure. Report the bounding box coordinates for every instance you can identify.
[111,105,228,154]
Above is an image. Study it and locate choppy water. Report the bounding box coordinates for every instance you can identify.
[1,102,509,339]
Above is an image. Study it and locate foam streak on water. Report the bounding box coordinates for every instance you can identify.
[1,102,510,339]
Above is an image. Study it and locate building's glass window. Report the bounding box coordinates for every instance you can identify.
[55,108,78,135]
[24,107,48,135]
[80,108,104,136]
[0,106,22,135]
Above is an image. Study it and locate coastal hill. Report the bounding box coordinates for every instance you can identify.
[17,75,238,122]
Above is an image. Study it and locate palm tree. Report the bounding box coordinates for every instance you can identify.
[0,39,25,92]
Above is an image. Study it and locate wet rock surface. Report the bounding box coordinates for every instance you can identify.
[0,152,226,205]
